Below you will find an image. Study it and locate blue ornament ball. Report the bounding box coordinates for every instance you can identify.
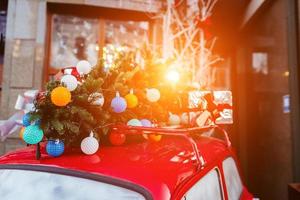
[140,119,152,127]
[22,113,31,127]
[111,96,127,113]
[23,125,44,144]
[46,140,65,157]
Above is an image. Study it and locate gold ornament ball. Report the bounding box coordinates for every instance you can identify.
[149,134,162,142]
[125,93,138,108]
[51,86,72,106]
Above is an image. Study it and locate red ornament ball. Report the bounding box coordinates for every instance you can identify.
[109,130,126,146]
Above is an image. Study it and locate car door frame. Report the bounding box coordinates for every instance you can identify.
[171,150,231,200]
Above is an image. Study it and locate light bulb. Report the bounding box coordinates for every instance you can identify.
[166,70,180,83]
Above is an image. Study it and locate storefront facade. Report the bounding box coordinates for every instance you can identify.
[1,1,300,200]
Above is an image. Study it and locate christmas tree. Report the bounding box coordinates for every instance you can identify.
[28,47,190,148]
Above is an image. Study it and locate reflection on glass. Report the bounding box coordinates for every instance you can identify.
[103,20,149,69]
[50,14,99,69]
[105,20,149,48]
[0,169,145,200]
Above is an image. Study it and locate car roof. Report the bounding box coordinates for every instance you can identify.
[0,134,231,199]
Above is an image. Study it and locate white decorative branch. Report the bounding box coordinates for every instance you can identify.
[143,0,221,88]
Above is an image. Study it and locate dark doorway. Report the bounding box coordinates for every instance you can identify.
[0,0,8,99]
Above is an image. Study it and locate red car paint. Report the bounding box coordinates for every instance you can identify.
[0,127,253,200]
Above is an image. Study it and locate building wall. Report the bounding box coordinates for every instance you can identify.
[0,0,46,154]
[235,0,293,199]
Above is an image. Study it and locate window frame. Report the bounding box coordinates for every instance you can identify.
[0,164,153,200]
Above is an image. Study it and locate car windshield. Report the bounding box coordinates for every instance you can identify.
[0,169,146,200]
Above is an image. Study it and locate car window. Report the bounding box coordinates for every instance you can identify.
[0,169,145,200]
[222,157,243,200]
[181,169,222,200]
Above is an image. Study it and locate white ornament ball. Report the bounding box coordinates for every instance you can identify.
[127,119,142,126]
[61,75,78,91]
[169,114,181,125]
[76,60,92,75]
[81,132,99,155]
[146,88,160,102]
[88,92,105,106]
[181,113,189,125]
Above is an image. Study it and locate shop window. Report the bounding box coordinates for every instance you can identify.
[105,20,148,47]
[50,14,100,69]
[103,20,149,69]
[48,7,150,79]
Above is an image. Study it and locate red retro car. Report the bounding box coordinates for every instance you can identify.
[0,125,252,200]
